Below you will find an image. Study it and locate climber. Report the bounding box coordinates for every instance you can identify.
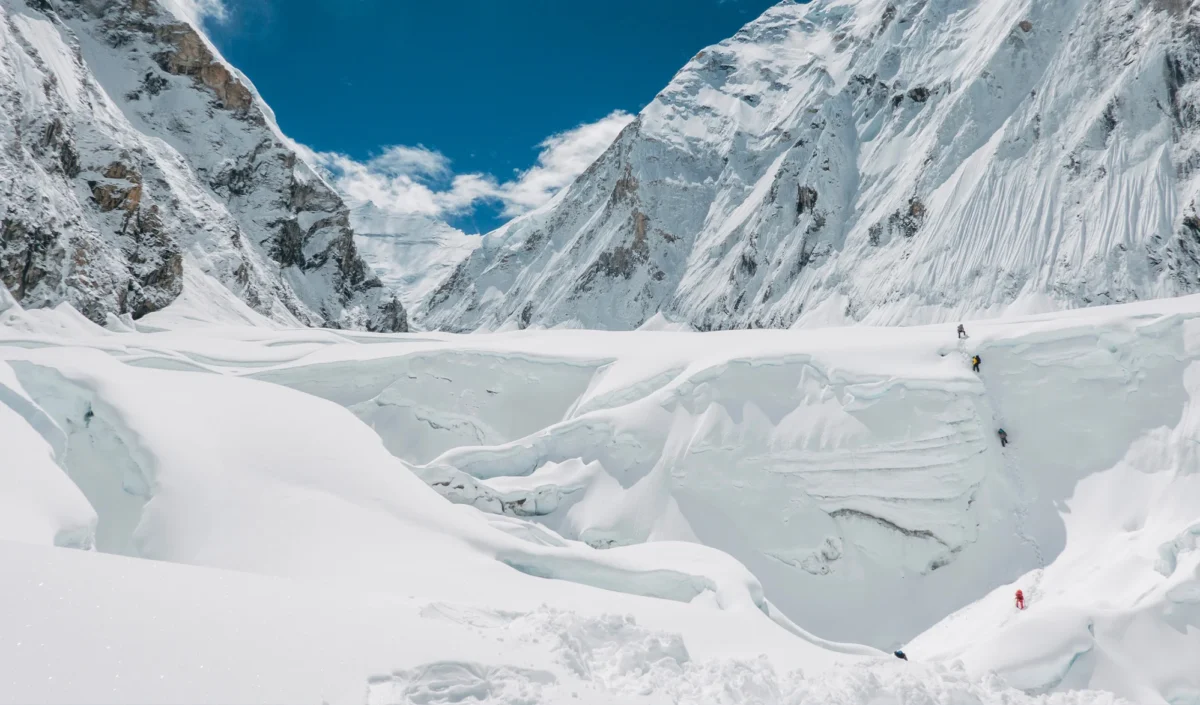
[1015,589,1026,610]
[998,428,1008,447]
[972,354,981,372]
[894,649,908,661]
[957,323,968,339]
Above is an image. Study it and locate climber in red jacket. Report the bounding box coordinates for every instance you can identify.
[1015,589,1026,610]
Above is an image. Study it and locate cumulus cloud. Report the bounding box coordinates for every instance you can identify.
[304,111,635,227]
[306,146,498,219]
[367,145,453,180]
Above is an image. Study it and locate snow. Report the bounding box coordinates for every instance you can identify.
[0,362,94,548]
[637,312,697,332]
[0,539,1123,705]
[3,292,1200,703]
[133,264,290,331]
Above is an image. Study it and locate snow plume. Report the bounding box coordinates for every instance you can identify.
[161,0,227,26]
[303,111,635,223]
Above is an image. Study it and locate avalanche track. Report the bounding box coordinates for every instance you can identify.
[2,291,1199,704]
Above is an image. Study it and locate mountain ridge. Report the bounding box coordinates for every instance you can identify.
[0,0,407,331]
[416,0,1200,332]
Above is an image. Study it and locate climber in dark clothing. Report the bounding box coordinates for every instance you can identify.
[957,324,967,339]
[894,650,908,661]
[971,355,981,372]
[998,429,1008,447]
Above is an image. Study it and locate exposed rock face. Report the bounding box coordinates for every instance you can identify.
[419,0,1200,331]
[152,22,254,114]
[0,0,406,330]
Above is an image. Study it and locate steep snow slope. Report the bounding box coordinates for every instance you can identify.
[350,203,480,312]
[421,0,1200,332]
[0,0,405,331]
[3,293,1199,703]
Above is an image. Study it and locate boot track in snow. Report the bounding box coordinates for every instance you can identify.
[967,336,1047,602]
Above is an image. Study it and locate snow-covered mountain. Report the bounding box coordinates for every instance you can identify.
[420,0,1200,332]
[350,203,481,312]
[0,0,406,331]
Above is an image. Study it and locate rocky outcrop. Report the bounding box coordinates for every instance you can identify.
[420,0,1200,331]
[0,0,405,331]
[152,22,254,115]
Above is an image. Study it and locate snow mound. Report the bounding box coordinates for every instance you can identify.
[366,662,557,705]
[636,313,697,332]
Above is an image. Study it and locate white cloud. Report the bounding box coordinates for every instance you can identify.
[496,110,635,217]
[304,111,635,227]
[307,147,498,219]
[367,145,453,180]
[439,173,502,213]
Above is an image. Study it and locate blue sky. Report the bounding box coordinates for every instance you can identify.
[199,0,780,232]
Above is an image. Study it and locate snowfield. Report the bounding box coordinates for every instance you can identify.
[2,285,1199,704]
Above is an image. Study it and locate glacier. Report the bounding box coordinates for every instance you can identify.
[2,290,1199,704]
